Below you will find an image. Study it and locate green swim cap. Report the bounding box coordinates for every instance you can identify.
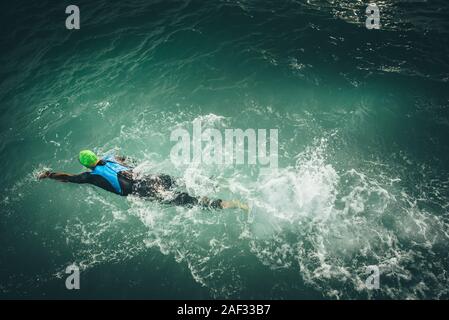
[79,150,98,168]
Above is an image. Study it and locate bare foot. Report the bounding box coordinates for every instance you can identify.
[222,200,249,213]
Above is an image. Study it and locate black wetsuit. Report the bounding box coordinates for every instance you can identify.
[57,165,222,208]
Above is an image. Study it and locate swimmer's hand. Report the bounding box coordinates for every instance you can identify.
[38,171,51,180]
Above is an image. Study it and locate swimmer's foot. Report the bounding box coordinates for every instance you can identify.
[221,200,249,213]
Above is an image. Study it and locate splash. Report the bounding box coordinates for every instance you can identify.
[245,138,449,299]
[66,125,449,299]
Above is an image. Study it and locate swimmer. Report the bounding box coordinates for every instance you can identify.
[38,150,248,211]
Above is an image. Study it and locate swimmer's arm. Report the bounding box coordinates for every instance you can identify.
[39,171,90,183]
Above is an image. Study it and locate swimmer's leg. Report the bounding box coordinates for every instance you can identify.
[161,191,248,212]
[164,192,199,207]
[198,197,249,212]
[165,193,224,209]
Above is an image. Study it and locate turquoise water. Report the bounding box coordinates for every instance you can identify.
[1,0,449,299]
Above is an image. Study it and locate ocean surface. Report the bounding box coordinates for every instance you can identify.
[1,0,449,299]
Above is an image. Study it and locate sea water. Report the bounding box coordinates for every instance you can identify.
[0,0,448,299]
